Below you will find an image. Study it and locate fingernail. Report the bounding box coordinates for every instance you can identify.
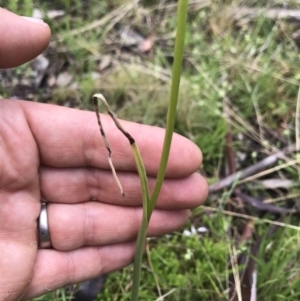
[21,16,48,27]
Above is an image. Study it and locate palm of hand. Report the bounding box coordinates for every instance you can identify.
[0,102,40,300]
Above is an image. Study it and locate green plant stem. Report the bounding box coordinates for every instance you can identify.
[130,143,151,301]
[131,214,149,301]
[131,1,188,300]
[148,0,188,219]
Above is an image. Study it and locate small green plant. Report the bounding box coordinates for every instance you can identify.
[93,1,189,299]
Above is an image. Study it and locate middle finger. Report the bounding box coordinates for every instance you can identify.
[40,166,208,209]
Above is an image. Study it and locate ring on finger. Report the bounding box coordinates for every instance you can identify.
[38,202,52,249]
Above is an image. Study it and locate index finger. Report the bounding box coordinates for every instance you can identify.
[20,100,202,177]
[0,8,51,68]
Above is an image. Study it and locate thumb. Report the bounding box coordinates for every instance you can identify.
[0,8,51,69]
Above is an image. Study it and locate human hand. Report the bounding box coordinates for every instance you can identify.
[0,8,208,301]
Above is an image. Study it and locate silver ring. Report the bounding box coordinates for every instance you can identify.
[38,202,52,249]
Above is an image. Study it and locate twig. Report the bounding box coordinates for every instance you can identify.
[229,220,255,301]
[209,144,296,193]
[261,125,289,145]
[229,243,243,301]
[225,133,236,175]
[264,192,300,204]
[239,157,300,184]
[224,100,236,212]
[202,206,300,231]
[296,87,300,151]
[236,192,296,215]
[249,179,297,190]
[223,97,263,145]
[146,244,162,298]
[55,3,134,42]
[232,7,300,22]
[154,289,177,301]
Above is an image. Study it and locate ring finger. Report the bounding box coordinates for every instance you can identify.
[47,201,189,251]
